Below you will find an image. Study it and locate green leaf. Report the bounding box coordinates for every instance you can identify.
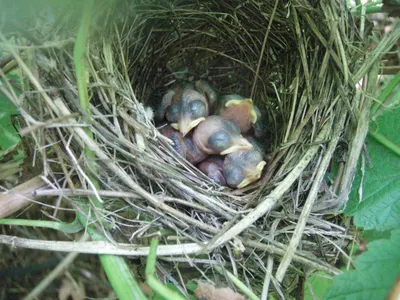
[346,105,400,231]
[326,228,400,300]
[304,272,333,300]
[0,92,19,151]
[361,229,391,242]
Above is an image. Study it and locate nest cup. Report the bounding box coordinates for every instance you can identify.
[121,1,364,204]
[14,0,369,296]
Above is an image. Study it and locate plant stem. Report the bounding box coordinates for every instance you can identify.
[368,130,400,158]
[72,2,145,299]
[370,71,400,117]
[0,218,83,234]
[145,238,186,300]
[214,265,260,300]
[351,2,383,16]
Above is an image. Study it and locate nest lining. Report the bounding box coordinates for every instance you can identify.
[3,0,374,296]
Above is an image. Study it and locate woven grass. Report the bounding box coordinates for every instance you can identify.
[2,0,393,297]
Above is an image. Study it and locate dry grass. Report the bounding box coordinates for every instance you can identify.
[2,0,393,297]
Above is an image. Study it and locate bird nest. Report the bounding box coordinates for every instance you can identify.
[2,0,376,297]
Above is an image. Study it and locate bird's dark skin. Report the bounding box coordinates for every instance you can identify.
[243,134,264,155]
[159,125,207,164]
[223,149,266,189]
[198,156,227,186]
[193,116,253,155]
[159,125,186,158]
[183,133,208,164]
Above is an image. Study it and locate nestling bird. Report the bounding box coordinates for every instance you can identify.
[193,116,253,155]
[159,125,207,164]
[243,134,265,155]
[183,133,208,164]
[158,80,217,136]
[223,149,266,189]
[198,156,226,186]
[158,125,186,158]
[194,80,218,113]
[217,94,264,137]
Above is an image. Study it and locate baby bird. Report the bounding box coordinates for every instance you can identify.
[193,116,253,155]
[183,133,208,164]
[195,80,218,113]
[223,149,266,189]
[159,125,207,164]
[158,80,217,136]
[198,156,226,186]
[168,87,209,136]
[159,125,186,158]
[217,94,264,137]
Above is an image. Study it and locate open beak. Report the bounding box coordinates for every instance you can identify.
[237,160,266,188]
[179,117,205,137]
[220,137,253,155]
[171,123,179,130]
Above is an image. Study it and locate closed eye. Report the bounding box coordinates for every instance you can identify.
[208,131,230,151]
[189,100,206,118]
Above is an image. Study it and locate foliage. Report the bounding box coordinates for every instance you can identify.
[325,73,400,298]
[326,229,400,299]
[346,106,400,231]
[0,80,19,152]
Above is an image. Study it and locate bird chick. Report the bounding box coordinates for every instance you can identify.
[159,125,186,158]
[217,94,261,135]
[158,85,208,136]
[159,80,217,136]
[159,125,207,164]
[195,79,218,113]
[223,150,266,189]
[198,156,227,186]
[193,116,253,155]
[183,133,208,164]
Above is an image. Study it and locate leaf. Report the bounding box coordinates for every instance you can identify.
[326,228,400,300]
[361,229,391,242]
[304,272,333,300]
[0,93,19,151]
[346,105,400,231]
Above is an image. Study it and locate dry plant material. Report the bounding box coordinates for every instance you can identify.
[58,278,86,300]
[0,176,47,218]
[1,0,391,297]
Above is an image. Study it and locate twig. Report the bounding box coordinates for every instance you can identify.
[250,0,279,99]
[275,109,346,282]
[261,219,280,300]
[214,265,260,300]
[339,62,379,206]
[23,234,89,300]
[0,234,203,256]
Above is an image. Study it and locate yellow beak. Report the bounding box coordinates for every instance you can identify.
[220,137,253,155]
[179,117,205,136]
[237,160,266,188]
